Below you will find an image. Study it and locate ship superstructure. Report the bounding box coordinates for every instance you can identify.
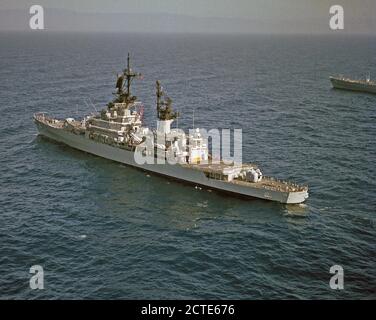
[34,54,308,204]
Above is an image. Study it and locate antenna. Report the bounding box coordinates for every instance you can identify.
[156,80,161,119]
[84,98,97,113]
[126,52,131,96]
[155,80,177,121]
[192,108,195,129]
[89,98,98,112]
[113,52,141,106]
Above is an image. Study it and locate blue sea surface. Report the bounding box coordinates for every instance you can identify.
[0,32,375,299]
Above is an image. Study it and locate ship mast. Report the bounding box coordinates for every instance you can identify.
[156,80,178,121]
[125,53,134,99]
[156,80,163,119]
[113,53,141,107]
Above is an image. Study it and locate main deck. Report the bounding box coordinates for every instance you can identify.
[184,162,307,193]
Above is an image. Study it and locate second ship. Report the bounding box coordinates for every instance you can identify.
[34,54,309,204]
[330,74,376,94]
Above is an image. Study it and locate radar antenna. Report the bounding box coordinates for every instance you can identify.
[112,53,142,107]
[156,80,179,121]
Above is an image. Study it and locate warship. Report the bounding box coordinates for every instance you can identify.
[330,74,376,94]
[34,54,309,204]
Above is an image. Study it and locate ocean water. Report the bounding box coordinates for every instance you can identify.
[0,32,375,299]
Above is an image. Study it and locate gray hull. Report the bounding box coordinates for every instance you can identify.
[330,77,376,94]
[35,120,308,204]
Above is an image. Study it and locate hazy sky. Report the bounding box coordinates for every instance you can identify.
[0,0,375,33]
[1,0,320,17]
[0,0,373,17]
